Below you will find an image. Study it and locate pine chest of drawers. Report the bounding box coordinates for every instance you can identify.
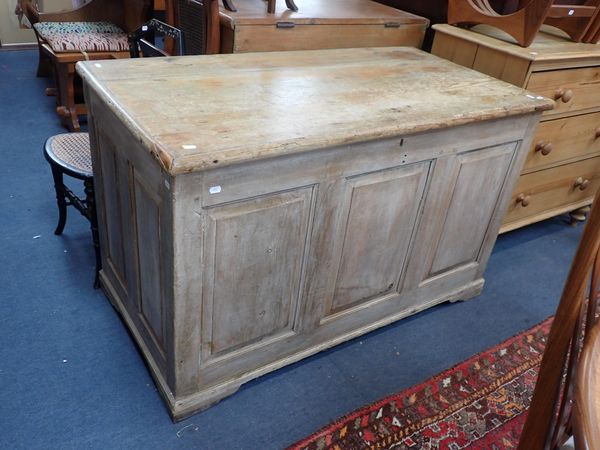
[77,47,549,420]
[432,24,600,232]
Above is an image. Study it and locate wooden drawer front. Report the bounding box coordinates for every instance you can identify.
[504,156,600,224]
[523,112,600,172]
[232,24,425,53]
[527,67,600,117]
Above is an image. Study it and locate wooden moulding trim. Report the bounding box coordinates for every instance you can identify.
[170,279,484,421]
[0,42,37,50]
[499,198,593,233]
[433,24,600,65]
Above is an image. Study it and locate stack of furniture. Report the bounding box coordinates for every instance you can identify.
[432,24,600,232]
[18,0,152,131]
[447,0,600,47]
[372,0,506,49]
[166,0,429,54]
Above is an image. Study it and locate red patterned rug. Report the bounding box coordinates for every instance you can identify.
[288,317,553,450]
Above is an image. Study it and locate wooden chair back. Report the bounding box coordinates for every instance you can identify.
[573,317,600,450]
[447,0,600,46]
[447,0,554,46]
[166,0,220,54]
[518,189,600,449]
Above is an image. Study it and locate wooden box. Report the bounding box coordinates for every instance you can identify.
[77,47,551,420]
[432,24,600,232]
[218,0,429,53]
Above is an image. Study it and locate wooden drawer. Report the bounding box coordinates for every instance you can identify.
[527,67,600,118]
[503,156,600,226]
[523,112,600,172]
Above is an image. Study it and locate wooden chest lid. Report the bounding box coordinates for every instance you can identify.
[77,47,553,175]
[220,0,429,27]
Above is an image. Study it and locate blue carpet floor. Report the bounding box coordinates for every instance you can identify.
[0,49,585,450]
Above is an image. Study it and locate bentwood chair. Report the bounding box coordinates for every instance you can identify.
[517,188,600,449]
[44,133,101,288]
[17,0,153,131]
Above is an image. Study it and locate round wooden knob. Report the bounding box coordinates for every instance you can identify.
[555,88,573,103]
[574,177,590,191]
[595,127,600,138]
[516,194,530,207]
[535,140,553,155]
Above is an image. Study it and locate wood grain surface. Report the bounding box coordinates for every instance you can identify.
[77,47,551,175]
[218,0,428,26]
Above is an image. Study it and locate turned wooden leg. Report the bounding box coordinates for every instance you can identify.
[36,45,53,78]
[84,178,101,289]
[55,61,81,132]
[570,205,592,226]
[49,165,68,235]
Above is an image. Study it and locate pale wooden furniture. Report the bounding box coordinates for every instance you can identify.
[214,0,428,53]
[518,189,600,450]
[77,47,550,420]
[447,0,600,47]
[432,24,600,232]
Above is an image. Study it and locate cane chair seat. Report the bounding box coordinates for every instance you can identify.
[44,133,100,287]
[45,132,93,176]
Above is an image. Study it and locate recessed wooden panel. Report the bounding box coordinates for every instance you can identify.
[429,144,515,276]
[98,136,128,290]
[134,174,165,348]
[330,163,429,313]
[203,187,314,356]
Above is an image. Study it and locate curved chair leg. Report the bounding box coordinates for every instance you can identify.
[49,163,68,235]
[84,178,101,288]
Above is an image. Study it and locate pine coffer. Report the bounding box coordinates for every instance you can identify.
[77,47,552,420]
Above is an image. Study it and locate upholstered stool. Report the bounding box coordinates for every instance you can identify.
[44,133,100,287]
[33,22,131,131]
[33,21,129,53]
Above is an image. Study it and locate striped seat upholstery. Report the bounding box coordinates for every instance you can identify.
[34,21,128,52]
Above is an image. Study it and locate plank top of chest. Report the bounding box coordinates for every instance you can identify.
[77,46,551,175]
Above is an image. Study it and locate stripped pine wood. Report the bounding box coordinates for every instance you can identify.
[78,47,550,420]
